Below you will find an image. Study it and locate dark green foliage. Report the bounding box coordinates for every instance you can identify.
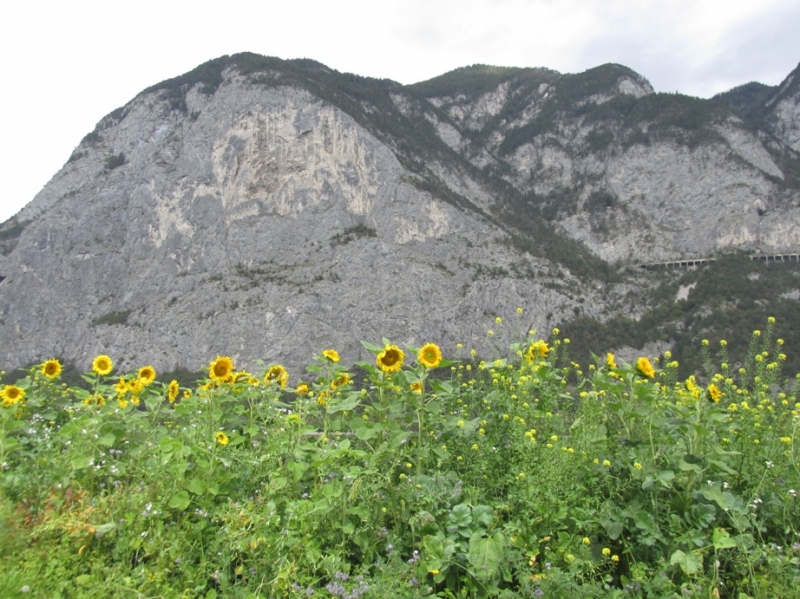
[562,253,800,377]
[711,81,776,125]
[104,152,126,171]
[329,224,378,246]
[408,64,552,101]
[91,309,132,327]
[0,218,29,256]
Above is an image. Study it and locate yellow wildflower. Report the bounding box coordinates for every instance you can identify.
[92,354,113,376]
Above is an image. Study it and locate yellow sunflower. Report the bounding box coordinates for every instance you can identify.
[606,353,617,369]
[265,365,289,389]
[377,344,404,374]
[636,357,655,379]
[209,356,235,383]
[524,341,549,362]
[1,385,25,408]
[410,381,423,394]
[295,383,309,396]
[137,365,157,386]
[418,343,443,369]
[167,380,180,403]
[331,373,351,390]
[215,431,229,446]
[92,354,114,376]
[114,377,128,396]
[707,383,722,403]
[41,358,62,379]
[322,349,340,363]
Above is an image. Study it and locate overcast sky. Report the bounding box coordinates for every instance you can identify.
[1,0,798,224]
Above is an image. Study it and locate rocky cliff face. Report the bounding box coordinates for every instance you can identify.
[1,54,799,374]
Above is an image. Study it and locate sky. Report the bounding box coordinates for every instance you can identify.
[1,0,799,224]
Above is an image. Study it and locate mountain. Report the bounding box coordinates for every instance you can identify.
[1,53,800,376]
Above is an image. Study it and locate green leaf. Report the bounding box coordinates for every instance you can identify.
[670,549,702,574]
[360,340,383,353]
[468,532,504,579]
[712,527,737,550]
[97,433,115,447]
[472,505,494,528]
[422,535,445,571]
[187,478,207,495]
[169,491,191,511]
[287,460,308,483]
[92,522,117,536]
[71,455,91,470]
[326,393,361,414]
[447,504,472,532]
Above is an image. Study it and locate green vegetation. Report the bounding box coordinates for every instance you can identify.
[103,153,126,171]
[330,225,378,247]
[2,324,799,597]
[563,254,800,379]
[90,309,132,327]
[0,218,30,256]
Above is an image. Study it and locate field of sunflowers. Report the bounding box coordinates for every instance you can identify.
[1,316,799,598]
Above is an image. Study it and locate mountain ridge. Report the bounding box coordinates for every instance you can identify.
[2,53,800,375]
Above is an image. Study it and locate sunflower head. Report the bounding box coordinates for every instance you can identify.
[524,341,549,362]
[295,383,309,396]
[636,357,655,379]
[215,431,229,446]
[418,343,443,369]
[209,356,235,383]
[265,365,289,389]
[137,365,157,386]
[168,380,180,403]
[377,345,405,374]
[322,349,341,363]
[92,355,114,376]
[41,358,62,379]
[707,383,722,403]
[331,373,351,390]
[410,381,423,394]
[606,353,617,369]
[1,385,25,408]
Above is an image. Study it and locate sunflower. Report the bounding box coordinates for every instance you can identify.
[114,377,128,396]
[295,383,309,396]
[137,365,157,386]
[418,343,443,369]
[377,345,404,374]
[92,355,114,376]
[215,431,229,446]
[322,349,340,363]
[209,356,235,383]
[331,373,351,390]
[636,357,655,379]
[41,358,62,379]
[167,380,180,403]
[1,385,25,408]
[265,365,289,389]
[606,353,617,369]
[524,341,549,362]
[410,381,423,394]
[707,383,722,403]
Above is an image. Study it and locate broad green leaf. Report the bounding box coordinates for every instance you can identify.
[670,549,702,574]
[97,433,115,447]
[71,455,91,470]
[712,527,737,549]
[447,504,472,532]
[468,532,504,579]
[472,505,494,528]
[168,491,191,511]
[187,478,207,495]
